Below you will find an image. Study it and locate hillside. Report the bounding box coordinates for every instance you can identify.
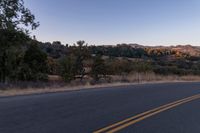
[39,42,200,60]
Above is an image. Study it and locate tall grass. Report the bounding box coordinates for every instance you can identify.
[0,73,200,90]
[110,72,200,83]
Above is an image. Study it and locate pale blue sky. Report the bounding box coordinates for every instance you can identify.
[25,0,200,46]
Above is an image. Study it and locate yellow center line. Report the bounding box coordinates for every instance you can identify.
[107,95,200,133]
[94,94,200,133]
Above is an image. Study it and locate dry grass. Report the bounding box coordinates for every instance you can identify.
[110,73,200,83]
[0,73,200,97]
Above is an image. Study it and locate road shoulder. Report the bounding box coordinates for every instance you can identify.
[0,80,199,97]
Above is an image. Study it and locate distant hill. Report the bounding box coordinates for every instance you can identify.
[129,44,200,56]
[170,45,200,56]
[130,44,200,57]
[38,41,200,60]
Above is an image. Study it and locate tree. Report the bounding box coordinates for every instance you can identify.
[60,56,76,82]
[21,42,48,81]
[0,0,39,31]
[91,55,106,81]
[0,29,28,82]
[59,41,90,82]
[47,57,60,75]
[73,41,89,81]
[0,0,39,82]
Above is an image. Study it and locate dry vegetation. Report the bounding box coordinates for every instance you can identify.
[0,73,199,97]
[111,73,200,83]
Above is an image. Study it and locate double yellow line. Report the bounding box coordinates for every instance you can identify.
[94,94,200,133]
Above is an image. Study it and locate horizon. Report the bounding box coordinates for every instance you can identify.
[43,41,200,47]
[26,0,200,46]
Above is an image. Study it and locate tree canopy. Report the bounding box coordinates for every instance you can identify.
[0,0,39,31]
[0,0,40,83]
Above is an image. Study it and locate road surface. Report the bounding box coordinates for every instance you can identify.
[0,82,200,133]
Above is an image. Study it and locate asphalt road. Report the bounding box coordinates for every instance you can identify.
[0,82,200,133]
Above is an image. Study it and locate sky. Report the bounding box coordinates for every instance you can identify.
[25,0,200,46]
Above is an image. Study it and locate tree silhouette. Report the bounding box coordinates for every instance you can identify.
[0,0,39,82]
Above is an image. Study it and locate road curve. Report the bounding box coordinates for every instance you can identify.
[0,82,200,133]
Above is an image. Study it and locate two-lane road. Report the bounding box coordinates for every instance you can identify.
[0,82,200,133]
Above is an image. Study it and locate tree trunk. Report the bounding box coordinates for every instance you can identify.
[1,51,7,83]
